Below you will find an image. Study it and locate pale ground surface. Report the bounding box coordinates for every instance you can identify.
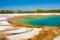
[0,14,42,40]
[54,36,60,40]
[0,13,60,40]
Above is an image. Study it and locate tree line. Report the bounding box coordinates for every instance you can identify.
[0,10,13,14]
[0,9,60,14]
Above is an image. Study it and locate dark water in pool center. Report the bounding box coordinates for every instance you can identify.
[16,16,60,26]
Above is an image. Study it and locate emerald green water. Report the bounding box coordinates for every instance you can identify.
[15,16,60,27]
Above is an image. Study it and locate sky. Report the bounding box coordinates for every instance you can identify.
[0,0,60,11]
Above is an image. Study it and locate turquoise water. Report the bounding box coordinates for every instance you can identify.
[26,16,60,26]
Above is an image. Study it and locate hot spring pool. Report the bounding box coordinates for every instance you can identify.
[12,16,60,27]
